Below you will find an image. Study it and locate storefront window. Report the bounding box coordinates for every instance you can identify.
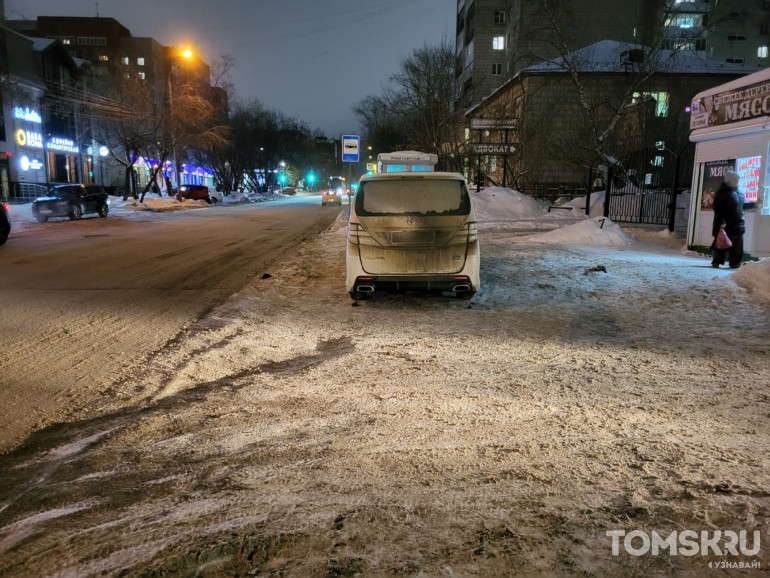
[736,156,760,203]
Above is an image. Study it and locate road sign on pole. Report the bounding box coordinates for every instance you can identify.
[342,135,360,162]
[468,143,517,155]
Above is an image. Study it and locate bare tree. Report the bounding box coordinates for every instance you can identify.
[476,0,748,192]
[90,69,158,199]
[197,98,314,193]
[354,38,466,171]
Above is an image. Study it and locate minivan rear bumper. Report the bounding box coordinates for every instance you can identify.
[351,274,476,295]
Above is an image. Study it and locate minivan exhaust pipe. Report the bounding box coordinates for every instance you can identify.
[356,284,375,293]
[452,283,472,293]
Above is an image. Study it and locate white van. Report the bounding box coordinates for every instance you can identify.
[346,171,480,299]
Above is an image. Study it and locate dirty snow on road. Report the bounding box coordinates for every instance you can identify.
[0,187,768,576]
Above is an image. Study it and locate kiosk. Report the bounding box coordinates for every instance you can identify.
[688,68,770,258]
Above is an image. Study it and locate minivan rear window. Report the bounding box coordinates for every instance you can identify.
[356,179,470,216]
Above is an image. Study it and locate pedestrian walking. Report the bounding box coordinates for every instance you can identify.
[711,170,745,268]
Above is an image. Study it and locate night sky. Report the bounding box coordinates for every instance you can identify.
[5,0,454,138]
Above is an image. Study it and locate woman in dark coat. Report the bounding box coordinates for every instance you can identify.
[711,170,745,268]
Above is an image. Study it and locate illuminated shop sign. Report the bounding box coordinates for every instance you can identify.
[13,106,42,124]
[20,155,45,171]
[47,137,79,153]
[14,130,79,153]
[15,128,43,148]
[690,78,770,130]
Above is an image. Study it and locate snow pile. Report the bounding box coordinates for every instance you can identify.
[528,216,633,246]
[113,191,278,212]
[732,258,770,304]
[472,186,549,221]
[559,190,606,217]
[131,197,208,212]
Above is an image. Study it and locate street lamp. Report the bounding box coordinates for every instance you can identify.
[99,145,108,186]
[168,46,193,193]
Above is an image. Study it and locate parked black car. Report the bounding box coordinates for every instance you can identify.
[0,201,10,245]
[31,184,110,222]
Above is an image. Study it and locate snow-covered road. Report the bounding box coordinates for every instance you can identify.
[0,188,767,576]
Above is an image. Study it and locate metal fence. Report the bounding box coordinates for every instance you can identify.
[7,182,49,203]
[605,147,685,226]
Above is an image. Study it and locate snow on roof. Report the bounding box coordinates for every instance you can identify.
[31,37,56,51]
[523,39,752,75]
[468,40,754,113]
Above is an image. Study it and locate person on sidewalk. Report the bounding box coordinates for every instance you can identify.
[711,169,745,268]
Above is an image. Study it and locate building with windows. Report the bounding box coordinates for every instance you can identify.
[5,15,226,193]
[457,0,770,111]
[456,0,764,193]
[465,40,751,193]
[0,24,92,200]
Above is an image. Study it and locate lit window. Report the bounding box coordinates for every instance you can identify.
[121,56,129,65]
[137,57,145,66]
[139,72,146,80]
[493,36,505,50]
[99,55,109,62]
[632,91,670,117]
[759,46,769,58]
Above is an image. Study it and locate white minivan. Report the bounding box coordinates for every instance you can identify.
[346,171,480,299]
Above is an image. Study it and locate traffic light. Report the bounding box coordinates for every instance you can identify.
[307,171,316,184]
[279,173,288,184]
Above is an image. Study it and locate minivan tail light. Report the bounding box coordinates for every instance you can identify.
[348,222,360,244]
[467,221,479,243]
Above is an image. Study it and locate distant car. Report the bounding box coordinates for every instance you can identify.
[322,190,343,206]
[0,201,10,245]
[31,184,110,222]
[178,184,211,203]
[208,189,224,203]
[282,187,298,196]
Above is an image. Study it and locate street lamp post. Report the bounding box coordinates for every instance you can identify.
[167,47,193,194]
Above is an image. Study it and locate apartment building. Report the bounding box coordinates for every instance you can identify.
[457,0,770,110]
[0,24,92,198]
[6,17,213,104]
[5,15,226,192]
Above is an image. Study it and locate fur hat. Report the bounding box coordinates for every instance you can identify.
[724,170,739,188]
